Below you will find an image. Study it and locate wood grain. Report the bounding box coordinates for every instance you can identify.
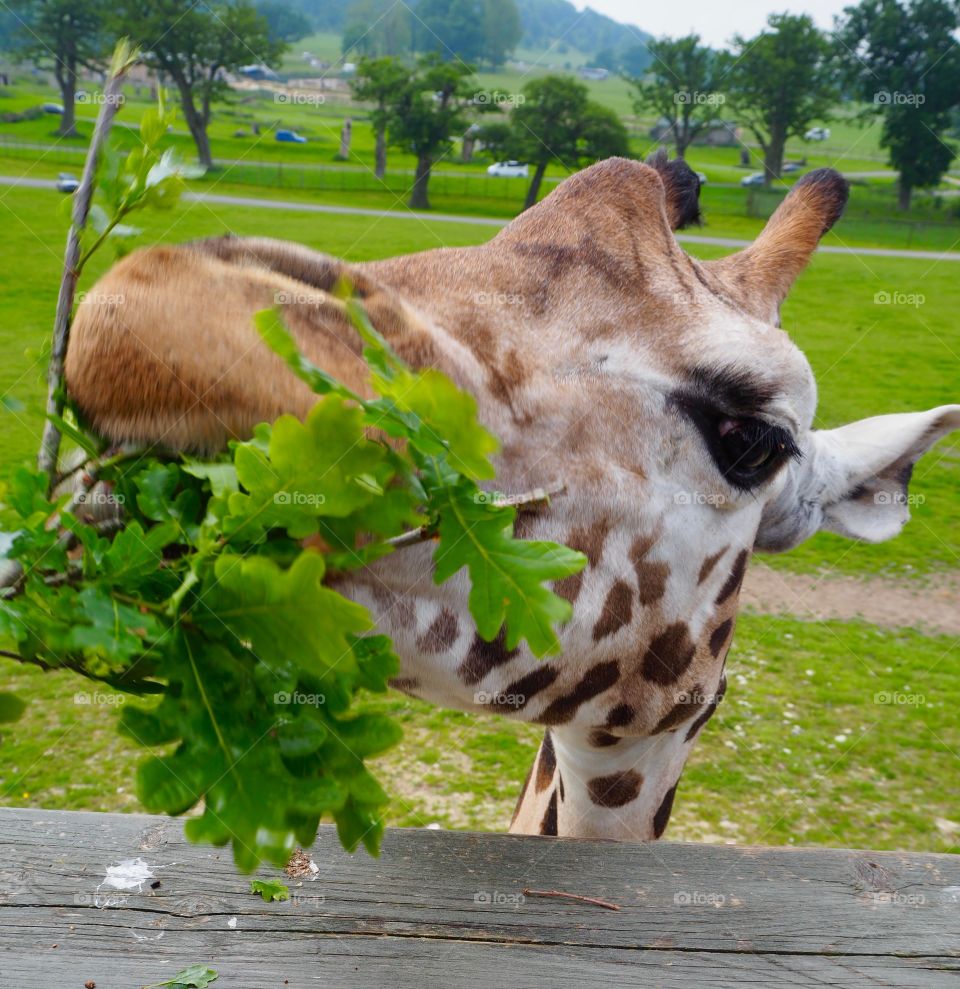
[1,808,958,987]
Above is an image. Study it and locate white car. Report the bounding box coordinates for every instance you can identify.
[56,172,79,193]
[804,127,831,141]
[487,160,529,178]
[740,172,766,187]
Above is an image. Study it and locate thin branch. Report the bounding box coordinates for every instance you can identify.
[384,482,566,551]
[37,43,139,486]
[522,888,621,911]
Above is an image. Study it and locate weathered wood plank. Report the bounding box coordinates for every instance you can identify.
[2,929,960,989]
[1,807,959,987]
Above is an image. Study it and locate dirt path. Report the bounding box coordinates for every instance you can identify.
[742,564,960,636]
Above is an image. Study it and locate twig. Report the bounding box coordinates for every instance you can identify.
[522,888,621,911]
[37,42,139,486]
[384,481,566,551]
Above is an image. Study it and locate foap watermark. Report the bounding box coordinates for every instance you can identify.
[674,490,728,507]
[674,687,724,707]
[474,689,526,710]
[874,691,925,707]
[76,91,125,106]
[874,90,925,106]
[75,488,125,508]
[674,890,726,906]
[473,489,531,507]
[674,90,725,106]
[74,691,126,706]
[473,90,525,107]
[76,289,125,307]
[473,889,525,907]
[274,490,326,507]
[274,289,326,306]
[473,291,524,306]
[274,91,326,106]
[274,691,326,706]
[868,891,926,906]
[874,491,925,507]
[874,290,925,308]
[289,891,326,906]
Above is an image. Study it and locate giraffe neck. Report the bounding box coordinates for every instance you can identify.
[510,724,695,840]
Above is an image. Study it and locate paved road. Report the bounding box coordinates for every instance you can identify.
[4,174,960,261]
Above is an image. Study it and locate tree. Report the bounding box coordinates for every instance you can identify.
[482,0,522,67]
[114,0,284,169]
[256,0,312,43]
[480,74,629,210]
[725,14,836,185]
[413,0,521,66]
[350,56,410,179]
[835,0,960,210]
[342,0,412,57]
[628,34,726,159]
[415,0,485,62]
[386,54,477,209]
[9,0,108,137]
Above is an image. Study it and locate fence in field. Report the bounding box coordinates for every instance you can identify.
[0,135,559,204]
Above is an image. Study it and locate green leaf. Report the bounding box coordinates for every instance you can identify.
[429,475,586,655]
[195,552,371,677]
[249,878,289,902]
[143,964,218,989]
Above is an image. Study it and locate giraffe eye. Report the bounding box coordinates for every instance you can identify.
[715,417,799,486]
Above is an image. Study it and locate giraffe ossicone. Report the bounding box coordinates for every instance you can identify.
[65,154,960,841]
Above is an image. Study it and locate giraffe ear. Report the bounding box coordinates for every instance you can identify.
[704,169,849,322]
[755,405,960,551]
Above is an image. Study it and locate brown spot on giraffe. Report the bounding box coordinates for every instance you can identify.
[589,729,620,748]
[457,627,519,685]
[415,608,459,654]
[540,789,559,836]
[592,580,634,640]
[539,660,620,725]
[698,546,728,584]
[709,618,734,658]
[491,664,559,712]
[653,783,678,838]
[587,770,643,808]
[715,549,750,605]
[535,731,556,793]
[684,673,728,742]
[553,518,611,605]
[641,622,697,685]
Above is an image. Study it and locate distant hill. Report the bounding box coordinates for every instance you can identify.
[517,0,650,56]
[290,0,650,58]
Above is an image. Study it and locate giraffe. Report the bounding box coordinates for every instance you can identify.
[65,155,960,841]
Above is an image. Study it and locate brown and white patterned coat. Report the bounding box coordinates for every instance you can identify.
[65,156,960,840]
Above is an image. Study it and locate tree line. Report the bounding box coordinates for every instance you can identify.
[3,0,959,210]
[631,2,960,208]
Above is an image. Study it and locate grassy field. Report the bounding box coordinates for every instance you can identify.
[3,615,957,853]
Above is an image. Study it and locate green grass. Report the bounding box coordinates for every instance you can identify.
[3,615,957,853]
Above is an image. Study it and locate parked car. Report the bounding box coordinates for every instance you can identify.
[42,102,64,115]
[804,126,831,141]
[782,162,802,173]
[740,173,766,187]
[275,129,307,144]
[55,172,79,194]
[487,160,529,178]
